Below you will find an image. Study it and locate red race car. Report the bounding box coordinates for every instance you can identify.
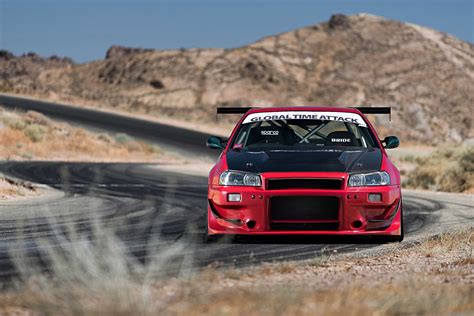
[206,107,403,241]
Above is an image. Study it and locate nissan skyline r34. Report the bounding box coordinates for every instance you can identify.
[206,107,402,241]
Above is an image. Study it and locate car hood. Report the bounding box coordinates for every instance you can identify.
[225,148,382,173]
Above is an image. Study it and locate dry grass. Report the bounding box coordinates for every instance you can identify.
[403,146,474,192]
[417,227,473,257]
[166,229,473,315]
[0,209,191,315]
[0,107,173,162]
[0,227,472,315]
[165,282,473,316]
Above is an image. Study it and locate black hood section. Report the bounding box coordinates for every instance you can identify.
[226,148,382,173]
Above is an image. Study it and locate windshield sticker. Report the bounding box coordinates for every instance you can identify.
[332,138,351,143]
[261,130,279,136]
[268,149,364,154]
[242,111,367,127]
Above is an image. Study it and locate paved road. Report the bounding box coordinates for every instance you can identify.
[1,162,472,279]
[0,95,472,280]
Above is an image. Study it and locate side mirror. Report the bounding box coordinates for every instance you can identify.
[206,136,225,150]
[382,136,399,149]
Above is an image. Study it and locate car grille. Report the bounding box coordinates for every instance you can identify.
[269,222,339,231]
[267,178,342,190]
[269,196,339,231]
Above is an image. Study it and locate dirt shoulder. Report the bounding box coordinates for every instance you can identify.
[0,105,184,163]
[0,174,40,200]
[164,228,473,315]
[0,229,471,315]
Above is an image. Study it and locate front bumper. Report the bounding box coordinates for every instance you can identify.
[208,173,402,236]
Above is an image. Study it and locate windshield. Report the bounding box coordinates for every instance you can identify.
[231,112,378,150]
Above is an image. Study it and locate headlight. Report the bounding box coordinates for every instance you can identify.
[219,171,262,186]
[348,171,390,187]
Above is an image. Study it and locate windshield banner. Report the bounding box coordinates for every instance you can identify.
[242,111,367,127]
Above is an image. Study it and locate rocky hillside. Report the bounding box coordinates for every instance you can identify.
[0,51,74,91]
[1,14,473,144]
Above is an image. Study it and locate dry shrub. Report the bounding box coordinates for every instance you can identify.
[0,111,27,130]
[0,80,13,92]
[98,133,113,143]
[1,227,472,315]
[404,146,474,192]
[5,209,191,316]
[24,110,52,126]
[417,227,473,258]
[274,262,296,274]
[24,124,48,142]
[452,257,474,266]
[1,110,49,142]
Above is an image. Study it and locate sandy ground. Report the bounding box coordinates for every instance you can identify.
[161,229,473,315]
[0,106,188,164]
[0,174,40,201]
[0,228,471,315]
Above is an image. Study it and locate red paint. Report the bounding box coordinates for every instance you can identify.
[207,107,403,238]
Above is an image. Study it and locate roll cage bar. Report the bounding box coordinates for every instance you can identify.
[268,120,327,144]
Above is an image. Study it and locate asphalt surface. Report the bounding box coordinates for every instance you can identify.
[1,161,472,280]
[0,94,473,281]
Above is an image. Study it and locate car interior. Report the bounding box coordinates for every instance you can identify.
[233,119,377,149]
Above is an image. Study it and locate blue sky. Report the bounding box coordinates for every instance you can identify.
[1,0,473,63]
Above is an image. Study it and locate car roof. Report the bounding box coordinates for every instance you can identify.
[245,106,364,115]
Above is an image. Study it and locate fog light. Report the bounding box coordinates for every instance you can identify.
[368,193,382,202]
[228,193,241,202]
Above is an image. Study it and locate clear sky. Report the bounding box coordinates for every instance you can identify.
[1,0,473,63]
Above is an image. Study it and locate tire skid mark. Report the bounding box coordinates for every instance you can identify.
[0,161,472,280]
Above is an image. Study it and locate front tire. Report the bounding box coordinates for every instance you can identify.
[206,231,223,242]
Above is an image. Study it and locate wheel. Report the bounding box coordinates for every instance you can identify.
[206,232,223,242]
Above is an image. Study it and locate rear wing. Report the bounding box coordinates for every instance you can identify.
[216,107,254,115]
[216,107,254,120]
[216,106,391,120]
[354,107,391,120]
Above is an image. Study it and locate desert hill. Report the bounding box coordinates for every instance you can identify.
[1,14,473,144]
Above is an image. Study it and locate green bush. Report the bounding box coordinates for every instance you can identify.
[404,146,474,193]
[114,133,133,145]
